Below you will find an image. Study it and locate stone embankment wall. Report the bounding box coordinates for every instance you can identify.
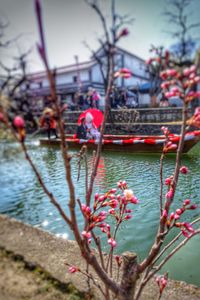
[64,108,191,135]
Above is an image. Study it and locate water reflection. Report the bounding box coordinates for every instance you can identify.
[0,140,200,286]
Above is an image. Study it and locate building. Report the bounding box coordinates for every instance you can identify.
[20,46,150,109]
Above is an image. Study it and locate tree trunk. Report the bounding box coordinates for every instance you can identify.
[119,252,140,300]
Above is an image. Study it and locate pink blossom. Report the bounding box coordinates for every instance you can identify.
[183,68,191,77]
[176,208,184,216]
[160,71,168,80]
[161,126,169,135]
[183,199,191,206]
[13,116,25,128]
[115,255,122,267]
[130,196,139,204]
[124,214,132,220]
[69,266,79,273]
[124,189,134,200]
[109,188,117,194]
[183,222,195,233]
[94,193,99,201]
[174,213,180,220]
[181,229,190,238]
[99,195,105,202]
[162,209,168,219]
[82,231,91,239]
[180,166,188,174]
[169,212,175,221]
[166,189,174,200]
[119,28,129,37]
[166,69,177,77]
[108,238,117,248]
[81,204,91,217]
[125,209,132,213]
[109,199,118,208]
[155,274,168,294]
[188,204,198,210]
[190,65,196,73]
[165,177,171,185]
[108,208,116,215]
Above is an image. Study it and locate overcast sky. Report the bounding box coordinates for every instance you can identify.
[0,0,200,74]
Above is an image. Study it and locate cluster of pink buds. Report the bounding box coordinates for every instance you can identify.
[161,126,177,153]
[175,221,195,238]
[187,107,200,128]
[160,64,200,103]
[155,273,168,295]
[163,198,197,233]
[163,141,177,153]
[145,50,169,66]
[80,182,139,249]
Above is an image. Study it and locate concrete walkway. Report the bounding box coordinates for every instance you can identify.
[0,214,200,300]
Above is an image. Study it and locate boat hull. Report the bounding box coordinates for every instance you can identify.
[39,131,200,154]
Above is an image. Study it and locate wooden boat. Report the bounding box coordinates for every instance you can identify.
[39,130,200,154]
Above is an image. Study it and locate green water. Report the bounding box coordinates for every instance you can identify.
[0,139,200,286]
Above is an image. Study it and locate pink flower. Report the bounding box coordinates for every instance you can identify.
[109,199,118,208]
[118,28,129,37]
[13,116,25,128]
[169,212,175,221]
[108,238,117,248]
[188,204,198,210]
[166,69,177,77]
[82,231,91,239]
[166,189,174,201]
[174,213,180,220]
[180,166,188,174]
[155,274,168,294]
[183,222,195,233]
[183,199,191,206]
[94,193,99,201]
[161,126,170,135]
[109,208,116,215]
[124,214,132,220]
[109,188,117,194]
[165,177,171,185]
[162,209,168,219]
[176,208,184,216]
[69,266,79,273]
[181,229,190,238]
[130,196,139,204]
[81,204,91,217]
[124,189,134,200]
[115,255,122,267]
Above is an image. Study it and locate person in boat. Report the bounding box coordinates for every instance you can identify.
[85,112,100,141]
[40,108,58,140]
[76,117,87,139]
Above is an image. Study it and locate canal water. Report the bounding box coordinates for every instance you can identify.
[0,139,200,286]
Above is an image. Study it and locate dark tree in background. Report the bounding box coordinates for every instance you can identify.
[164,0,200,66]
[0,19,38,131]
